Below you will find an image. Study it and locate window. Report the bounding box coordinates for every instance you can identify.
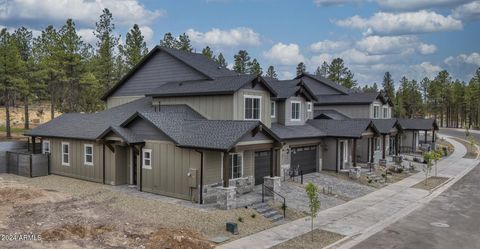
[230,153,243,179]
[244,95,261,120]
[61,142,70,166]
[291,101,301,121]
[142,149,152,169]
[373,105,380,119]
[307,102,312,112]
[84,144,94,166]
[270,101,276,118]
[42,140,50,154]
[383,107,388,118]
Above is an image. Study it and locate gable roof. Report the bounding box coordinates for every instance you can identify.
[146,75,277,97]
[307,119,379,138]
[371,119,402,134]
[315,92,387,106]
[101,46,237,100]
[270,123,325,140]
[265,78,317,101]
[314,109,350,120]
[295,73,350,95]
[397,118,439,131]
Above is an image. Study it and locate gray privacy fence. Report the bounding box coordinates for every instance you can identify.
[1,152,49,177]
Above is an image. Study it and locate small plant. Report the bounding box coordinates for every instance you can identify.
[305,182,320,242]
[251,213,256,219]
[368,179,373,184]
[431,150,442,177]
[423,152,434,186]
[237,217,244,223]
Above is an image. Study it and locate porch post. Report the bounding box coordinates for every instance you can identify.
[382,134,386,159]
[269,148,274,177]
[370,136,375,163]
[424,130,428,144]
[412,131,415,152]
[432,129,435,143]
[395,134,400,156]
[352,139,357,167]
[223,152,230,187]
[367,138,370,163]
[32,136,36,154]
[335,139,339,173]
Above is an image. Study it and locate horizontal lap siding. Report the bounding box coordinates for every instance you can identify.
[234,89,271,127]
[142,141,201,200]
[203,151,222,185]
[314,105,370,119]
[48,138,103,183]
[153,95,234,120]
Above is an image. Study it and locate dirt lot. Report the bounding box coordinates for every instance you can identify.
[0,174,274,248]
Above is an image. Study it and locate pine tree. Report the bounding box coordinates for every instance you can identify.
[248,58,262,75]
[265,65,277,79]
[120,24,148,70]
[177,33,192,52]
[296,62,306,76]
[160,32,178,48]
[362,83,378,93]
[233,50,250,74]
[0,29,27,138]
[215,53,227,68]
[319,61,329,77]
[94,8,119,91]
[202,46,214,59]
[327,58,356,88]
[382,72,395,102]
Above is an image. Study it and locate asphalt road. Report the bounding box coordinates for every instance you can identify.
[352,135,480,249]
[439,128,480,141]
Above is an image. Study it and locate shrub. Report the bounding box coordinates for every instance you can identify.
[237,217,244,223]
[251,213,256,219]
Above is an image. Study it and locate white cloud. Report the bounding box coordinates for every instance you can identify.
[77,28,96,45]
[444,52,480,67]
[310,53,334,65]
[313,0,359,6]
[340,48,385,64]
[0,0,165,26]
[263,43,305,65]
[310,40,349,52]
[356,35,436,55]
[411,62,442,78]
[186,27,261,47]
[335,10,463,35]
[139,26,155,48]
[376,0,472,10]
[452,1,480,21]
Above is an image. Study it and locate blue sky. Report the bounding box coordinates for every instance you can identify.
[1,0,479,86]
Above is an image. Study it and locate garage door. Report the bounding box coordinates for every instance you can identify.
[254,151,271,185]
[291,146,317,174]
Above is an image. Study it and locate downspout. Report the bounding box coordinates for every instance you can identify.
[195,149,204,204]
[139,144,144,192]
[335,139,339,173]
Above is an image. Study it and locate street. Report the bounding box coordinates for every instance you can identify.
[440,128,480,141]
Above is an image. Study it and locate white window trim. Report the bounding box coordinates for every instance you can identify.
[307,102,312,112]
[383,106,388,119]
[271,101,276,118]
[142,149,152,169]
[373,104,381,119]
[290,101,302,121]
[61,142,70,166]
[244,95,262,120]
[230,152,244,179]
[42,140,50,154]
[84,144,94,166]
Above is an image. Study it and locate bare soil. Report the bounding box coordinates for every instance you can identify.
[412,176,450,191]
[271,229,345,249]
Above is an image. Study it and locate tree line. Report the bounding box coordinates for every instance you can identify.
[1,8,479,139]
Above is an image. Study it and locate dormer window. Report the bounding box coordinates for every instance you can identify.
[383,107,388,118]
[244,95,261,120]
[291,101,301,121]
[373,105,380,119]
[271,101,276,118]
[307,102,312,112]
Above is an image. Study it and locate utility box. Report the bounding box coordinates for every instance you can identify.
[188,168,198,188]
[226,222,238,235]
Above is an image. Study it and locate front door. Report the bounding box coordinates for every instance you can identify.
[254,151,271,185]
[339,141,345,170]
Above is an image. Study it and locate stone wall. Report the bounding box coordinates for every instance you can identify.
[202,182,223,204]
[229,175,254,195]
[279,145,291,178]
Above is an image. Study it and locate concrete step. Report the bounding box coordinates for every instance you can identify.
[263,210,279,218]
[251,202,284,223]
[251,202,268,209]
[255,207,271,214]
[270,214,284,222]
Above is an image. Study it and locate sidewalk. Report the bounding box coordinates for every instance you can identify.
[218,137,479,249]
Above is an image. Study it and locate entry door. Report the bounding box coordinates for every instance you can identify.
[254,151,271,185]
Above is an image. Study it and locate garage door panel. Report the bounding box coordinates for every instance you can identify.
[291,146,317,174]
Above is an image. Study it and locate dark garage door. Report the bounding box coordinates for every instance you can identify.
[255,151,271,185]
[291,146,317,174]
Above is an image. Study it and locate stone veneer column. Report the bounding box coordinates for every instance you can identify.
[263,176,281,201]
[216,186,237,210]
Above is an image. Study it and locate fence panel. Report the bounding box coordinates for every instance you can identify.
[0,151,6,173]
[18,154,31,177]
[31,154,49,177]
[7,152,18,175]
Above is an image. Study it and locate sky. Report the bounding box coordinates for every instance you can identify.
[0,0,479,86]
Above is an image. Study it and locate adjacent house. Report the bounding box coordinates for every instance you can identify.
[25,47,438,208]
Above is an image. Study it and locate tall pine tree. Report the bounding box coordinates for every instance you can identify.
[202,46,214,59]
[233,50,250,74]
[265,65,277,79]
[296,62,306,76]
[248,58,262,75]
[327,58,356,88]
[94,8,119,91]
[215,52,227,68]
[119,24,148,70]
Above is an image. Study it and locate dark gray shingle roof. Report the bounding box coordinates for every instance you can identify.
[270,123,325,140]
[296,73,350,95]
[397,118,438,130]
[314,110,350,120]
[315,92,384,105]
[370,119,400,134]
[265,78,317,101]
[307,119,377,138]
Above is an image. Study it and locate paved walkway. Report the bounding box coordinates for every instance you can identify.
[218,136,479,249]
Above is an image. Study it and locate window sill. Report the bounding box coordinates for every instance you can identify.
[62,163,70,167]
[84,163,94,167]
[142,166,152,170]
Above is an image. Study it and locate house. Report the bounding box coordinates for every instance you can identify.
[25,47,437,208]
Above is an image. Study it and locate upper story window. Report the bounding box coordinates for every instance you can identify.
[271,101,276,118]
[291,101,301,121]
[42,140,50,154]
[142,149,152,169]
[373,105,380,119]
[230,153,243,179]
[244,95,261,120]
[61,142,70,166]
[383,107,389,118]
[307,102,312,112]
[84,144,94,166]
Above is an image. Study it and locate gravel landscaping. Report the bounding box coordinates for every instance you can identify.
[412,176,450,191]
[303,172,376,199]
[0,174,274,247]
[271,228,345,249]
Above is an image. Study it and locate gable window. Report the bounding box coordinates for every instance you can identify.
[142,149,152,169]
[271,101,276,118]
[383,107,388,118]
[84,144,94,166]
[291,101,301,121]
[230,153,243,179]
[307,102,312,112]
[373,105,380,119]
[244,95,261,120]
[61,142,70,166]
[42,140,50,154]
